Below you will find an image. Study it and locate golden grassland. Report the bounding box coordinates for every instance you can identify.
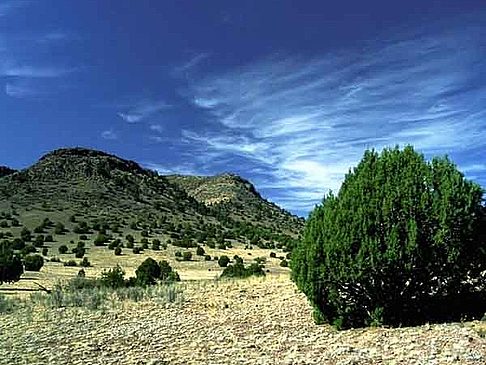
[1,239,289,296]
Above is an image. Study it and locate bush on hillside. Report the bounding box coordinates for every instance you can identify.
[218,255,230,267]
[136,258,180,285]
[291,146,486,329]
[24,254,44,271]
[220,262,265,279]
[196,246,205,256]
[0,248,23,284]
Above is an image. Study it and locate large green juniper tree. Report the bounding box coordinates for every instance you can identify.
[292,146,486,329]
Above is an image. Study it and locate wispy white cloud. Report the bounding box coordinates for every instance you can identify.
[117,100,170,123]
[0,64,73,78]
[143,162,205,176]
[4,80,36,98]
[173,52,210,76]
[183,21,486,214]
[0,1,28,17]
[101,130,118,140]
[149,124,164,133]
[148,135,165,143]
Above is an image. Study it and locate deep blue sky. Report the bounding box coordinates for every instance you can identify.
[1,0,485,216]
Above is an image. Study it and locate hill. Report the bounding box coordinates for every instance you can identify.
[167,173,304,235]
[0,147,302,253]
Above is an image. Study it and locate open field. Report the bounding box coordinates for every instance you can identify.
[1,275,485,365]
[0,235,289,295]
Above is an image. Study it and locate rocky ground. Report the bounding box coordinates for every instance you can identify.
[1,275,485,365]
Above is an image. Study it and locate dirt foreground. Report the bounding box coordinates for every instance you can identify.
[1,275,485,365]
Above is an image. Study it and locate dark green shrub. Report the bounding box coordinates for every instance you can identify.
[159,260,180,282]
[75,248,85,258]
[44,234,53,242]
[33,225,44,234]
[108,241,117,250]
[93,234,107,246]
[42,247,48,256]
[100,265,125,288]
[269,252,276,258]
[80,257,91,267]
[204,254,212,261]
[141,230,149,237]
[11,238,25,250]
[291,146,486,329]
[151,239,160,250]
[132,247,141,254]
[175,251,182,258]
[280,259,288,268]
[54,222,65,234]
[141,242,149,250]
[182,251,192,261]
[126,241,134,249]
[126,234,134,243]
[58,245,68,254]
[79,234,88,240]
[50,257,61,263]
[196,246,205,256]
[21,245,37,255]
[114,247,122,256]
[233,255,243,264]
[24,254,44,271]
[34,235,44,247]
[0,249,23,284]
[135,258,160,286]
[20,228,31,242]
[63,260,77,267]
[218,255,230,267]
[220,262,265,279]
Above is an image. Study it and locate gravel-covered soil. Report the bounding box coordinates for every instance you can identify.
[1,276,485,365]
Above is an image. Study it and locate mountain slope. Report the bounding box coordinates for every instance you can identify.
[0,148,205,220]
[167,173,303,234]
[0,166,16,178]
[0,147,302,250]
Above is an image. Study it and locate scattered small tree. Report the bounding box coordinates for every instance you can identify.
[80,257,91,267]
[196,246,205,256]
[0,248,23,284]
[24,254,44,271]
[136,258,161,286]
[218,255,230,267]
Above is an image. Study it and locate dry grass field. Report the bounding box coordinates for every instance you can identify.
[1,274,486,365]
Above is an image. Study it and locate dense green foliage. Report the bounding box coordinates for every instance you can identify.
[218,255,230,267]
[0,247,23,284]
[24,254,44,271]
[220,262,265,279]
[136,258,180,286]
[292,146,486,328]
